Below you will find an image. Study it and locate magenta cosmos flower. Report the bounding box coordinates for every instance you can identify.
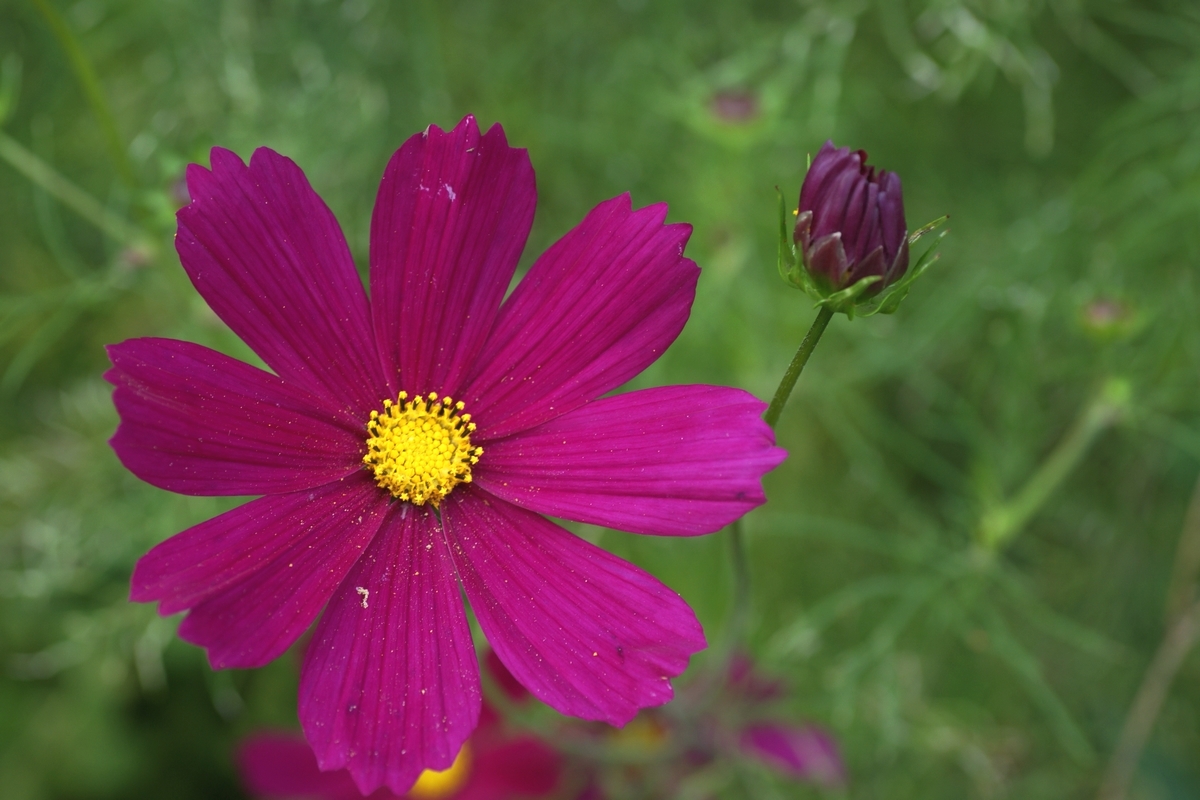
[106,115,785,794]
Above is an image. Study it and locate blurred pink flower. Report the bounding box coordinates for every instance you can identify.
[739,723,846,788]
[239,705,561,800]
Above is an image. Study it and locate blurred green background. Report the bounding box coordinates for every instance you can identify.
[2,0,1199,797]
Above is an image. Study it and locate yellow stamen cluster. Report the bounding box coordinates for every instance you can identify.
[362,392,482,506]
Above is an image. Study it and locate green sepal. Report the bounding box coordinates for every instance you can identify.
[854,226,945,316]
[776,188,798,283]
[776,189,831,303]
[813,274,882,319]
[908,214,949,245]
[849,218,949,318]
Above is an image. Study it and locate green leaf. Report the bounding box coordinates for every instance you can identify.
[982,607,1095,764]
[768,573,918,660]
[775,187,798,286]
[991,566,1123,661]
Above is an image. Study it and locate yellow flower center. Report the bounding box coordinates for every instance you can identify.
[408,744,472,799]
[362,392,482,507]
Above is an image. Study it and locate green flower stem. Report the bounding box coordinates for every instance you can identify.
[727,517,750,639]
[718,306,837,662]
[29,0,136,188]
[763,305,835,428]
[0,131,142,244]
[979,378,1130,552]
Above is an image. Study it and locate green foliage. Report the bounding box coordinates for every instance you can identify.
[2,0,1199,798]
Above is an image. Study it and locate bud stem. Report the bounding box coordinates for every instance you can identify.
[763,306,835,429]
[716,306,835,682]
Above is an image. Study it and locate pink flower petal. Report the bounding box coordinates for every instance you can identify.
[132,475,389,668]
[299,505,480,796]
[177,146,386,418]
[441,489,706,725]
[106,338,362,496]
[237,732,401,800]
[475,385,785,535]
[369,116,535,398]
[460,195,698,440]
[739,723,846,787]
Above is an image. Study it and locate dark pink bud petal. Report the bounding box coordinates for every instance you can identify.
[792,209,813,247]
[885,236,911,286]
[846,245,887,287]
[797,141,908,293]
[797,142,857,216]
[805,233,850,288]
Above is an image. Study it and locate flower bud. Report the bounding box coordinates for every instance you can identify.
[1079,297,1142,343]
[793,141,908,295]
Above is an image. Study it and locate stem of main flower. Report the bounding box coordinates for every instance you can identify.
[727,518,750,641]
[763,306,835,429]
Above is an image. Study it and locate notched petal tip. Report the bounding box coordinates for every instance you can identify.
[618,198,695,254]
[416,113,481,148]
[480,117,515,147]
[179,163,213,210]
[182,147,250,207]
[209,146,249,176]
[246,146,300,178]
